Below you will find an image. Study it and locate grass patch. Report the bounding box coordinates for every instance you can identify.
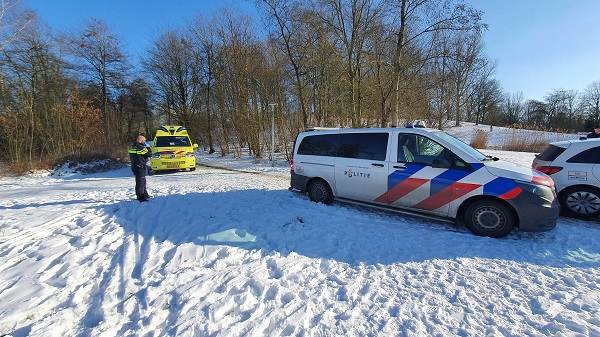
[499,129,572,152]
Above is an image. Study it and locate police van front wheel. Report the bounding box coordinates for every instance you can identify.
[463,200,514,238]
[308,180,334,205]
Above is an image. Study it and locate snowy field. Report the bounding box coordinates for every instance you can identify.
[1,124,599,336]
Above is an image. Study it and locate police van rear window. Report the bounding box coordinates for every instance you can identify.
[297,134,339,156]
[297,132,388,160]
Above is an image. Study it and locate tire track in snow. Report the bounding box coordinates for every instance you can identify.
[197,163,289,181]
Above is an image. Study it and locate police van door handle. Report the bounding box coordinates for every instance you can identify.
[372,163,384,167]
[393,165,407,170]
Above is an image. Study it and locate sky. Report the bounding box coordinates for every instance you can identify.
[25,0,600,102]
[467,0,600,100]
[1,124,599,336]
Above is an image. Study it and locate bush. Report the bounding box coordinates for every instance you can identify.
[52,151,128,175]
[0,147,129,177]
[469,129,488,149]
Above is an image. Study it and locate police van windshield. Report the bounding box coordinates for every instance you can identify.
[433,131,487,161]
[155,136,191,147]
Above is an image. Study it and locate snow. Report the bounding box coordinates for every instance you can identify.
[1,124,599,336]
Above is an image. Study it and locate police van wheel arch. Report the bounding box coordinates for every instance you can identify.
[307,179,334,205]
[463,199,515,238]
[558,185,600,218]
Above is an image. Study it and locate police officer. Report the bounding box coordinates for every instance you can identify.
[128,135,152,202]
[586,125,600,139]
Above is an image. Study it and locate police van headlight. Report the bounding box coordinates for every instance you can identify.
[152,154,161,158]
[186,153,194,158]
[514,180,554,202]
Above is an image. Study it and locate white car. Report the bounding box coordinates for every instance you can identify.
[532,138,600,217]
[291,127,559,238]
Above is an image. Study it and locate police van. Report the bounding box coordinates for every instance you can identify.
[149,125,198,174]
[290,126,559,237]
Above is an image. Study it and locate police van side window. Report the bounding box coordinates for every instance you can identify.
[398,134,469,169]
[297,134,339,156]
[398,134,418,163]
[337,133,389,160]
[399,134,444,164]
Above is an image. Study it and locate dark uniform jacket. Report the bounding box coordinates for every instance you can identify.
[128,142,151,170]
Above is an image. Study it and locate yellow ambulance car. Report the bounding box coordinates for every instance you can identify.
[149,125,198,174]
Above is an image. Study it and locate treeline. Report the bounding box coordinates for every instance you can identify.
[1,0,599,171]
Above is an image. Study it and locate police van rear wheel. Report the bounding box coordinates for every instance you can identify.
[308,180,334,204]
[464,200,514,238]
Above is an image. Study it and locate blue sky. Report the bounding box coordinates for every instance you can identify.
[467,0,600,101]
[27,0,600,102]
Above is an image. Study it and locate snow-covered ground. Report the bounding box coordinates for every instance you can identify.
[1,124,599,336]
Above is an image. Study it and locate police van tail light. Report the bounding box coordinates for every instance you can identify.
[290,156,294,171]
[535,166,563,175]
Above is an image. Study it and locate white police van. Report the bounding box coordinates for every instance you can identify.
[290,126,559,237]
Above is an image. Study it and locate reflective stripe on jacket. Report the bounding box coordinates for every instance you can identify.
[129,142,151,167]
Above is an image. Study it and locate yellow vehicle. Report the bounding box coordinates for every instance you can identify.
[149,125,198,175]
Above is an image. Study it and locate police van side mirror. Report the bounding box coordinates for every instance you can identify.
[432,158,451,169]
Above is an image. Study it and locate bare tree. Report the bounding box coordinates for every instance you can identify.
[0,0,34,51]
[463,46,498,125]
[446,31,486,126]
[503,91,524,126]
[524,99,547,127]
[116,78,154,141]
[213,8,265,157]
[471,78,502,125]
[317,0,384,127]
[143,29,200,130]
[390,0,483,125]
[368,20,395,127]
[190,14,221,153]
[582,81,600,127]
[0,19,105,166]
[256,0,315,129]
[544,89,580,131]
[65,18,129,145]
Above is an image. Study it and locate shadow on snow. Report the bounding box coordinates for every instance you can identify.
[101,189,600,269]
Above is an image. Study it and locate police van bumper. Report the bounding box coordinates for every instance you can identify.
[290,170,310,192]
[508,191,560,232]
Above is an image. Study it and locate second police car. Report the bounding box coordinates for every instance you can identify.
[290,125,559,238]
